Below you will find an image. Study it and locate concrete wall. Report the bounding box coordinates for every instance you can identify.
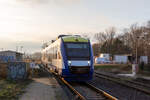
[7,62,27,80]
[0,63,8,78]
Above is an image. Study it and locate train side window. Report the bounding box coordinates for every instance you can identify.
[44,53,46,60]
[57,52,61,59]
[53,47,54,58]
[55,50,57,59]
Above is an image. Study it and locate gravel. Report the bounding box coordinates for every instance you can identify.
[89,75,150,100]
[70,82,109,100]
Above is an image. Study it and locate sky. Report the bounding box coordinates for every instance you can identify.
[0,0,150,53]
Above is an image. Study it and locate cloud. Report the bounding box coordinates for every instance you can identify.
[15,0,81,6]
[16,0,49,4]
[0,39,42,53]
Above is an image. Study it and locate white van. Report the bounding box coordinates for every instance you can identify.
[95,57,111,64]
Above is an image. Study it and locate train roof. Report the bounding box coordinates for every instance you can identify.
[62,36,89,42]
[42,35,89,52]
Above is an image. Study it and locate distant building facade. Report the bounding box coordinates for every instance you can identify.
[0,50,23,62]
[96,53,148,64]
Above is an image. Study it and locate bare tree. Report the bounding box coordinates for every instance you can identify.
[32,52,42,60]
[42,43,48,49]
[120,22,150,62]
[95,32,108,43]
[105,27,116,55]
[94,20,150,63]
[94,27,116,55]
[105,27,116,40]
[82,33,91,39]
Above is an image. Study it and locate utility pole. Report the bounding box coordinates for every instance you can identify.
[1,48,3,51]
[136,42,138,64]
[16,46,18,52]
[20,46,23,53]
[136,36,140,64]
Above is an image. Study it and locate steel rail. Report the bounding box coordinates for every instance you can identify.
[61,78,86,100]
[39,65,85,99]
[51,71,118,100]
[95,72,150,95]
[95,72,150,89]
[95,72,150,88]
[40,64,118,100]
[49,69,86,100]
[86,83,118,100]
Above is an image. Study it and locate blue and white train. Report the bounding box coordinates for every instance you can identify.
[41,35,94,81]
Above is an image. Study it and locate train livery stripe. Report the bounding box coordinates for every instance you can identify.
[90,42,94,69]
[62,37,88,42]
[60,39,68,69]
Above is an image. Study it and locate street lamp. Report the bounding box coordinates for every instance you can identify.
[20,46,23,53]
[136,35,145,64]
[1,48,3,51]
[136,36,140,64]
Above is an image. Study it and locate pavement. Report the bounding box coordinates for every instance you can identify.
[19,75,69,100]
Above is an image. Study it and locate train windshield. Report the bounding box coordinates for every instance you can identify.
[64,43,90,60]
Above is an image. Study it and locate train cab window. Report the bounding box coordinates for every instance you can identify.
[64,43,90,60]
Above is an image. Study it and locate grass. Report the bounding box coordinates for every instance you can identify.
[94,64,121,70]
[94,64,132,74]
[94,64,150,76]
[0,79,32,100]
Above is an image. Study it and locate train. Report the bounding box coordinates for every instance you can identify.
[41,35,94,81]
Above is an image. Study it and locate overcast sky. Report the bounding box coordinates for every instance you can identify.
[0,0,150,53]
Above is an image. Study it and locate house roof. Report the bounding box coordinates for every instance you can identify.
[0,50,23,55]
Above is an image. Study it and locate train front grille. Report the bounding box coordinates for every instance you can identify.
[69,66,90,74]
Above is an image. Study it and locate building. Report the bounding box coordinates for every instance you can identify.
[113,55,128,64]
[140,56,148,64]
[0,50,23,62]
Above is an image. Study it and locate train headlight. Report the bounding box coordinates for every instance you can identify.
[68,61,71,66]
[88,61,90,66]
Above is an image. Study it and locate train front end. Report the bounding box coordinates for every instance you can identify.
[60,36,94,81]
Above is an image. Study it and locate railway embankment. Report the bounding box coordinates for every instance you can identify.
[19,67,69,100]
[0,79,32,100]
[89,74,150,100]
[93,64,150,100]
[94,64,150,80]
[0,64,69,100]
[0,62,32,100]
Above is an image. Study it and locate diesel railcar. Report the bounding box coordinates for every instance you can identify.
[41,35,94,81]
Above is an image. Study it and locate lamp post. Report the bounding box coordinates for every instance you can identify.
[20,46,23,53]
[136,36,139,64]
[136,35,145,64]
[136,44,138,64]
[132,36,140,76]
[1,48,3,51]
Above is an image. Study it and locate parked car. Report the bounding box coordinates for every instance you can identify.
[95,57,111,64]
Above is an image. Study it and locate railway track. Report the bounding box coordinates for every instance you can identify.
[95,72,150,95]
[52,71,118,100]
[63,80,117,100]
[39,64,117,100]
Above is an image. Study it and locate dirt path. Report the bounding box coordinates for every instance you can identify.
[19,76,69,100]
